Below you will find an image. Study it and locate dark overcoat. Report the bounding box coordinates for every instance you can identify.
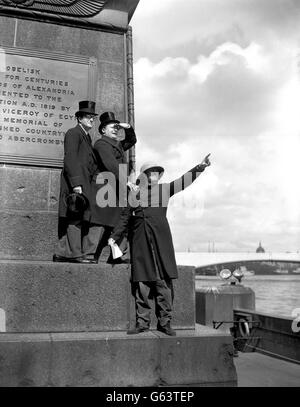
[58,124,98,222]
[111,183,178,282]
[111,163,205,282]
[90,127,136,227]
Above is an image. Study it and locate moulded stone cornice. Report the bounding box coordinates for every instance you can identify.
[0,0,140,32]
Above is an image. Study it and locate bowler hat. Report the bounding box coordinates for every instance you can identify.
[66,192,89,215]
[75,100,98,116]
[99,111,120,133]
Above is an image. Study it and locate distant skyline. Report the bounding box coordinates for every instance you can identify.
[131,0,300,252]
[185,240,290,253]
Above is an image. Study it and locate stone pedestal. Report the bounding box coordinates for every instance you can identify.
[0,14,130,261]
[0,262,195,333]
[0,261,237,386]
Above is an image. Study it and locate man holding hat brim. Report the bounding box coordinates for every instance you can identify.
[84,111,137,262]
[53,100,99,264]
[109,154,211,336]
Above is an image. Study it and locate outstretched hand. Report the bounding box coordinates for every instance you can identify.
[201,153,211,168]
[197,153,211,172]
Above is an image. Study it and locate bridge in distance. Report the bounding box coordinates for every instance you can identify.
[175,252,300,268]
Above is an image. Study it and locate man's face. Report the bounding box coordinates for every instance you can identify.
[79,114,96,130]
[103,123,120,139]
[145,170,160,185]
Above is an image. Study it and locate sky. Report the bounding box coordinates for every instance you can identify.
[130,0,300,253]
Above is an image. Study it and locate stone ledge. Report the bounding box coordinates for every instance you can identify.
[0,325,237,387]
[0,261,195,332]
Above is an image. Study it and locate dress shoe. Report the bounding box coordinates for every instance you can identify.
[52,255,97,264]
[74,257,97,264]
[157,323,176,336]
[53,254,71,263]
[127,326,150,335]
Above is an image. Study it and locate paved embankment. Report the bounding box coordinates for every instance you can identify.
[234,352,300,387]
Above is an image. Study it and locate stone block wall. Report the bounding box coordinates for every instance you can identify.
[0,263,195,332]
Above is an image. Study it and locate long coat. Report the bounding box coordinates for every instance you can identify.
[111,164,205,282]
[90,127,137,227]
[111,184,178,282]
[58,124,98,222]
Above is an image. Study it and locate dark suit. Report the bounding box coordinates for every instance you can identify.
[91,126,137,227]
[81,126,137,260]
[56,124,98,258]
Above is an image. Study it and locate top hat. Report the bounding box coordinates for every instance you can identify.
[66,192,89,215]
[99,111,120,132]
[75,101,98,116]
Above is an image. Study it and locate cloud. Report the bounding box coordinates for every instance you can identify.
[131,1,300,252]
[133,40,290,148]
[132,0,300,61]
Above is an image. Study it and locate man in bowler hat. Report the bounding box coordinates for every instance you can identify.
[53,100,99,264]
[87,111,137,262]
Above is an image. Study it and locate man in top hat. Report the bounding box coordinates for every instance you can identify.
[86,111,137,262]
[53,100,99,263]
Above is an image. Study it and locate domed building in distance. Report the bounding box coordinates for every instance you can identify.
[256,241,265,253]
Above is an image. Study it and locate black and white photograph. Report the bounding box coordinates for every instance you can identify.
[0,0,299,392]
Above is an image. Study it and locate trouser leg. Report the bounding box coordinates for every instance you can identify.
[154,279,174,327]
[82,224,106,258]
[134,282,152,328]
[150,240,174,327]
[55,220,82,258]
[95,227,113,261]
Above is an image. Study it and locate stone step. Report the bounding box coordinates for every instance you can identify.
[0,261,195,332]
[0,324,237,387]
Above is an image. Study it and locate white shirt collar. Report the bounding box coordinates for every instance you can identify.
[79,123,88,135]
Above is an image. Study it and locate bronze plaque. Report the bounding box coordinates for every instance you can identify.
[0,46,97,167]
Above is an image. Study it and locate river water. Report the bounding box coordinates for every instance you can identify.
[195,274,300,318]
